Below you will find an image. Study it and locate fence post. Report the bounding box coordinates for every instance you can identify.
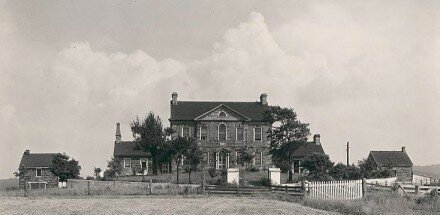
[236,182,240,196]
[301,180,307,198]
[201,172,205,194]
[87,180,91,195]
[285,185,288,195]
[415,185,420,194]
[149,179,152,194]
[362,178,366,198]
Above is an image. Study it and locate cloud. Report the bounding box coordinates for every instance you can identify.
[1,5,439,178]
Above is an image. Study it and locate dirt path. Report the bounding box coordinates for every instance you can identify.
[0,195,339,215]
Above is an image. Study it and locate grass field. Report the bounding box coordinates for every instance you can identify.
[0,195,337,215]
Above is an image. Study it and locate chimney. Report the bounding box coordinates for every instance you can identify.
[115,123,121,143]
[313,134,321,145]
[24,150,30,155]
[260,93,268,105]
[171,92,178,105]
[401,146,406,152]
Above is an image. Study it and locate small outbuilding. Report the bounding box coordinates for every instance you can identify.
[18,150,59,190]
[367,147,413,182]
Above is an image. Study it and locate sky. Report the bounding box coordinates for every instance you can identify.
[1,0,439,179]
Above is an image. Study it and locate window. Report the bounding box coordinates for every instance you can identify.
[218,123,227,141]
[254,127,262,141]
[36,168,42,177]
[200,126,208,140]
[182,127,190,138]
[219,111,226,117]
[293,160,302,173]
[161,163,169,173]
[236,127,244,141]
[124,158,131,168]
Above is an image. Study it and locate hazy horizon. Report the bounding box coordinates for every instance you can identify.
[1,0,439,179]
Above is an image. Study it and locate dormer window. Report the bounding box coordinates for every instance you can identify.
[218,111,227,117]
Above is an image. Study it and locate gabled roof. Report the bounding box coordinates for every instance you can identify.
[193,104,251,121]
[170,101,270,121]
[114,141,151,157]
[19,153,57,168]
[292,142,325,158]
[369,151,413,167]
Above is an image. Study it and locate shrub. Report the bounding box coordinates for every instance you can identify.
[207,167,218,178]
[86,176,94,180]
[259,177,270,186]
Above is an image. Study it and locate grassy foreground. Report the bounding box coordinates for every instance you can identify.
[0,195,337,215]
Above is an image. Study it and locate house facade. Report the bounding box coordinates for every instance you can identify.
[18,150,59,190]
[367,147,413,182]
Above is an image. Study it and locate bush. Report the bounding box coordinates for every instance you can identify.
[259,177,270,186]
[86,176,94,180]
[207,167,218,178]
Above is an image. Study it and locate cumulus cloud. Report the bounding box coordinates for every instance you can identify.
[1,5,439,178]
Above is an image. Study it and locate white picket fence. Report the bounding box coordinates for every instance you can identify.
[308,180,363,200]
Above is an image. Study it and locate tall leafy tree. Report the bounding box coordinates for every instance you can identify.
[302,153,334,181]
[103,156,122,180]
[50,153,81,182]
[184,139,203,184]
[264,106,310,182]
[130,112,166,175]
[165,136,191,184]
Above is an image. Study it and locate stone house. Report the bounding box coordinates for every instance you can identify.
[291,134,325,174]
[367,147,413,182]
[113,123,158,176]
[169,92,273,170]
[113,92,325,175]
[18,150,59,189]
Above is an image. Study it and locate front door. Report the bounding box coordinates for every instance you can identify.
[140,158,148,175]
[218,151,227,169]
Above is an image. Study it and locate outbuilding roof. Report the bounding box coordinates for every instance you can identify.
[19,152,57,168]
[369,151,413,167]
[113,141,151,157]
[292,142,325,158]
[170,101,270,121]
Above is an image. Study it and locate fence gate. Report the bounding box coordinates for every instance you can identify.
[308,180,363,200]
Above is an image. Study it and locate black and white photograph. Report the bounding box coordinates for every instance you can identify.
[0,1,439,214]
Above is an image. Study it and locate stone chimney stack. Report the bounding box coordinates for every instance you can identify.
[24,149,30,155]
[401,146,406,152]
[115,123,121,143]
[171,92,178,105]
[313,134,321,145]
[260,93,268,105]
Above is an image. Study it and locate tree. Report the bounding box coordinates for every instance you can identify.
[237,147,255,169]
[302,153,334,181]
[103,156,122,180]
[358,158,392,179]
[130,112,166,175]
[184,139,203,184]
[330,163,362,180]
[93,167,102,180]
[165,136,191,184]
[13,164,26,178]
[264,106,310,182]
[50,153,81,182]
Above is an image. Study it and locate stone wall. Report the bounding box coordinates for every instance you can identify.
[19,168,58,189]
[395,166,413,182]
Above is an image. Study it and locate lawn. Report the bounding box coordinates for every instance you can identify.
[0,195,338,215]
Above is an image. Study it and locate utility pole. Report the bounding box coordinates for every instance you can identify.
[346,142,350,166]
